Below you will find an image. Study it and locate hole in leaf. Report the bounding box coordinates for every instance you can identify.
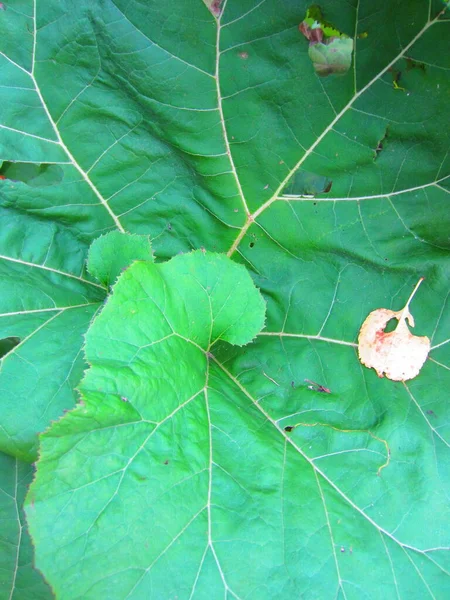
[374,126,389,161]
[0,162,64,187]
[299,5,353,77]
[281,169,332,198]
[383,318,398,334]
[0,336,20,359]
[405,57,426,73]
[388,68,405,91]
[284,426,294,432]
[249,242,255,248]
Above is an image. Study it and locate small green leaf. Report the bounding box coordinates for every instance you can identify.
[300,4,354,76]
[87,231,154,287]
[308,38,354,77]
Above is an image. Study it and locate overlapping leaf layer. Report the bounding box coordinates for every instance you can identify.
[1,0,449,598]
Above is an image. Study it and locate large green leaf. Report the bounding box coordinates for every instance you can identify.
[0,451,52,599]
[0,0,449,597]
[27,251,268,598]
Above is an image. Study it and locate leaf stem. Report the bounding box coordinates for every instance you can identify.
[405,277,425,310]
[398,277,425,327]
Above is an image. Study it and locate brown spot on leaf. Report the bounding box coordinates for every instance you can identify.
[204,0,223,17]
[374,126,389,161]
[405,57,426,73]
[299,22,323,44]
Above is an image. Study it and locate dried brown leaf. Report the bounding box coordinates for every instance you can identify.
[358,279,430,381]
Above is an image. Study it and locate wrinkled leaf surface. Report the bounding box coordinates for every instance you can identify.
[0,0,449,597]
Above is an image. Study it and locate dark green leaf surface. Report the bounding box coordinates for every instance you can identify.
[0,452,52,599]
[0,0,449,597]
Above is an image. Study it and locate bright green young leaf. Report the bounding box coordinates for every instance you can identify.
[0,451,53,599]
[0,0,449,597]
[26,251,267,598]
[87,231,154,287]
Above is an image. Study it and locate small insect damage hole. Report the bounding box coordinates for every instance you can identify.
[249,242,255,248]
[383,318,398,334]
[299,5,353,77]
[374,126,389,161]
[405,57,426,73]
[304,378,331,393]
[0,336,20,359]
[281,169,332,199]
[284,426,295,432]
[388,68,406,91]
